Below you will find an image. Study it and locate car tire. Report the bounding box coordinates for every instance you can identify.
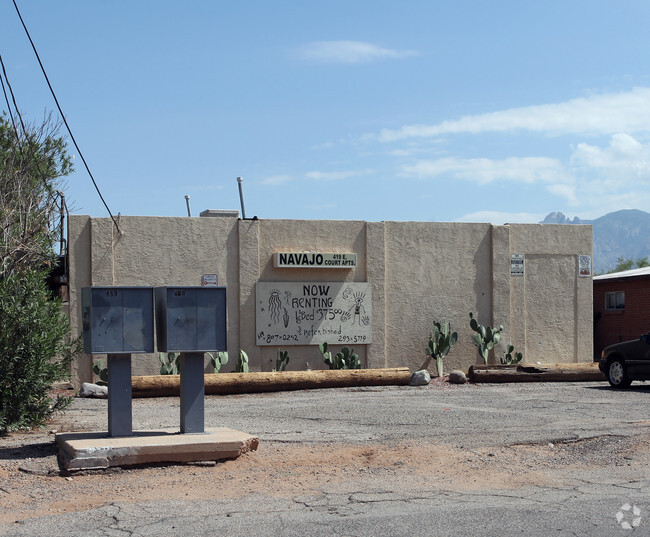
[607,358,632,388]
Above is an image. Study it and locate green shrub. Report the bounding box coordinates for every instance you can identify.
[0,269,79,431]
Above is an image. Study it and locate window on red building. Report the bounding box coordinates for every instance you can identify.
[605,291,625,310]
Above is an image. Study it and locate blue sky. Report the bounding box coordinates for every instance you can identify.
[2,1,650,223]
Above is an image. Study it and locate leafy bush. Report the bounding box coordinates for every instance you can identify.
[0,269,79,431]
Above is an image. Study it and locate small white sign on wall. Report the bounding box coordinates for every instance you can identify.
[511,254,524,276]
[578,255,592,277]
[256,282,372,346]
[201,274,218,286]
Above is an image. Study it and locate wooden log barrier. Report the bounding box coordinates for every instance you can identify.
[131,368,412,398]
[468,362,605,383]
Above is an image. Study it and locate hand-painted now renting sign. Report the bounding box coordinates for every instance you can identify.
[273,252,357,268]
[256,282,372,346]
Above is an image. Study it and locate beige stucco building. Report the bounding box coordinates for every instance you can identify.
[67,214,593,386]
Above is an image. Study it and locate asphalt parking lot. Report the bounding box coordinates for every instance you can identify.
[1,380,649,536]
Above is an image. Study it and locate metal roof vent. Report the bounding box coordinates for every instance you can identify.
[199,210,240,218]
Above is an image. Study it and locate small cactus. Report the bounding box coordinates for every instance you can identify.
[92,359,108,386]
[159,352,180,375]
[274,350,290,371]
[209,351,229,373]
[426,320,458,377]
[501,344,523,365]
[335,346,361,369]
[235,350,250,373]
[469,312,503,365]
[319,342,334,369]
[321,343,361,369]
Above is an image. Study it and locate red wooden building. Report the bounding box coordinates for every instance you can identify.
[593,267,650,359]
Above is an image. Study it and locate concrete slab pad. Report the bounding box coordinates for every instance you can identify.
[56,428,259,472]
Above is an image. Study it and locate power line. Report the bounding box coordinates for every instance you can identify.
[11,0,121,234]
[0,54,25,140]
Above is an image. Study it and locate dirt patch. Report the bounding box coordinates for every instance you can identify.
[1,433,648,524]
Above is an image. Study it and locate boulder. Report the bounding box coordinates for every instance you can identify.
[80,382,108,398]
[448,370,468,384]
[409,370,431,386]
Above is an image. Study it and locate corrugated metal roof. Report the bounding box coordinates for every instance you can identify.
[593,266,650,280]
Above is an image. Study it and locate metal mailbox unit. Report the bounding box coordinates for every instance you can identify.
[81,287,155,437]
[155,286,227,353]
[82,287,154,354]
[155,286,227,433]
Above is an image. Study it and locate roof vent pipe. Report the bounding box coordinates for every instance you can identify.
[237,176,247,219]
[184,195,192,217]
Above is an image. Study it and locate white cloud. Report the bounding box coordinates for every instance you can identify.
[571,133,650,177]
[261,174,294,186]
[378,87,650,141]
[306,169,372,181]
[455,211,548,225]
[296,41,418,64]
[401,156,568,185]
[262,169,372,185]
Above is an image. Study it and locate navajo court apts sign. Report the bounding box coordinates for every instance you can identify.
[274,252,357,268]
[256,282,371,345]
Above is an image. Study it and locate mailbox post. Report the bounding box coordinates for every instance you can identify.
[82,287,154,437]
[155,287,227,433]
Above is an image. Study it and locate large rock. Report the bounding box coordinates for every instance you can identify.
[448,370,468,384]
[409,370,431,386]
[80,382,108,398]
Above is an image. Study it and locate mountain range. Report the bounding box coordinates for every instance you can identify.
[541,209,650,273]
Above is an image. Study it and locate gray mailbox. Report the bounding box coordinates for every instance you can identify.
[155,287,227,352]
[81,287,154,354]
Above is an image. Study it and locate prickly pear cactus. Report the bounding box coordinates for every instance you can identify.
[469,312,503,365]
[93,360,108,385]
[334,346,361,369]
[210,351,229,372]
[320,342,335,369]
[159,352,180,375]
[275,350,290,371]
[235,350,250,373]
[501,344,523,365]
[426,320,458,377]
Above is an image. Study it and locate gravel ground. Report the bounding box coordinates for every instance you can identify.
[1,379,649,533]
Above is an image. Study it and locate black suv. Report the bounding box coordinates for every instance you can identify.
[599,331,650,388]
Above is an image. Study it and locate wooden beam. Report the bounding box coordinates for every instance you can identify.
[468,362,605,383]
[131,368,411,397]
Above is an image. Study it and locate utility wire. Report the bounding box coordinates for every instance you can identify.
[12,0,121,234]
[0,53,25,141]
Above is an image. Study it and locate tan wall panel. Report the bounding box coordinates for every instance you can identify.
[66,216,593,386]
